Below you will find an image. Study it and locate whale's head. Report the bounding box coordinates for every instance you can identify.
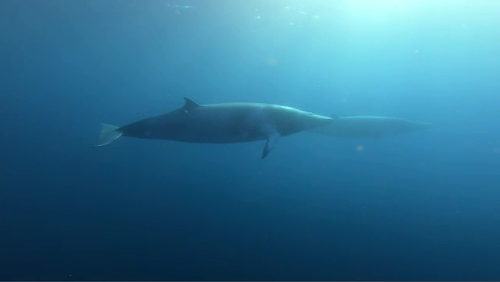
[407,121,433,133]
[301,111,334,129]
[392,120,433,135]
[417,122,433,130]
[271,106,334,136]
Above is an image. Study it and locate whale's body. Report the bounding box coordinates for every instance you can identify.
[311,116,432,139]
[95,98,333,158]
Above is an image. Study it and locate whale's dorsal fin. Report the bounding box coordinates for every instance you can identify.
[183,97,200,111]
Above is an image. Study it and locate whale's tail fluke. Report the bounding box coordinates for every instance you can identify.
[93,123,123,147]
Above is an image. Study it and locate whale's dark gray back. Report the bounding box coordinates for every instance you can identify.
[118,101,330,143]
[95,98,333,159]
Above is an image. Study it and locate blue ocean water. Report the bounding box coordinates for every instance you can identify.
[1,0,499,280]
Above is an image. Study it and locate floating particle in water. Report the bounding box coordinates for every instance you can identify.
[267,57,278,66]
[415,49,420,53]
[313,15,320,19]
[166,4,196,9]
[356,145,364,152]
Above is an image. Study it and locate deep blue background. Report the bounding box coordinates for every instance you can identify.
[1,0,499,280]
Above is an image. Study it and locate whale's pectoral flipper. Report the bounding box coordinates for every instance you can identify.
[262,131,280,159]
[93,123,123,147]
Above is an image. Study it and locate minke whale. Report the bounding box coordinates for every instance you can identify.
[310,116,432,139]
[95,98,333,159]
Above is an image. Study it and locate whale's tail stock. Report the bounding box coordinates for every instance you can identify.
[93,123,123,147]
